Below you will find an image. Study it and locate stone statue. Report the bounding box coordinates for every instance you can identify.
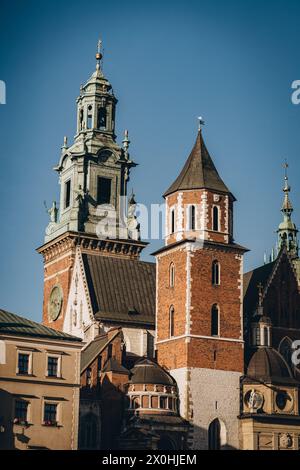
[47,201,58,223]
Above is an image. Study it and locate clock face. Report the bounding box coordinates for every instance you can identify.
[48,285,63,321]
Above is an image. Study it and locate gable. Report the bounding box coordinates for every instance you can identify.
[243,251,300,330]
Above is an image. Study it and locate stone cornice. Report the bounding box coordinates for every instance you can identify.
[37,231,148,263]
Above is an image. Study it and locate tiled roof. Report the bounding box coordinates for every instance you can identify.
[82,254,156,326]
[163,130,231,198]
[0,309,82,342]
[80,332,115,372]
[102,357,129,375]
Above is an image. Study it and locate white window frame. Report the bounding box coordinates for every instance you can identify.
[42,398,62,426]
[16,349,33,375]
[45,353,62,378]
[212,205,220,232]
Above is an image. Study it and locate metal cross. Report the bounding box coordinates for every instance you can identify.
[198,116,205,131]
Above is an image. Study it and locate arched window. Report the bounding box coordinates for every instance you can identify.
[211,304,219,337]
[97,107,107,130]
[169,263,175,288]
[212,261,220,285]
[87,105,93,129]
[213,206,219,231]
[169,306,175,337]
[208,418,221,450]
[171,209,175,234]
[189,205,196,230]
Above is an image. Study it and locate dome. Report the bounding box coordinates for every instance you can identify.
[247,347,295,383]
[129,359,176,386]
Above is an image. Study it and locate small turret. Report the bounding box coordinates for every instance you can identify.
[277,161,298,257]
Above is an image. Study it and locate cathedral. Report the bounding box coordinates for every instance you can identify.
[37,44,300,450]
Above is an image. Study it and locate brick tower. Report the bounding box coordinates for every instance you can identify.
[154,125,247,449]
[37,43,146,331]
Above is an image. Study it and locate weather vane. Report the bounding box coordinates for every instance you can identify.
[198,116,205,131]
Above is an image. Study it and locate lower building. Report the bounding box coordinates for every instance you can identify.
[0,309,82,450]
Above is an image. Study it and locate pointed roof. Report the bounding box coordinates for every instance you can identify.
[163,130,233,198]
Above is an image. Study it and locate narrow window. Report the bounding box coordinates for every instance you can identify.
[86,367,92,386]
[263,326,269,346]
[87,105,93,129]
[79,108,84,130]
[171,209,175,234]
[190,205,196,230]
[169,306,175,337]
[212,261,220,285]
[107,343,113,359]
[255,326,261,346]
[97,177,111,205]
[169,263,175,288]
[44,403,57,425]
[211,304,219,336]
[14,400,28,423]
[213,206,219,231]
[97,107,107,130]
[65,180,71,209]
[47,357,58,377]
[159,396,168,409]
[18,353,29,375]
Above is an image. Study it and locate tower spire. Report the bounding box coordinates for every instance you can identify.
[277,160,298,257]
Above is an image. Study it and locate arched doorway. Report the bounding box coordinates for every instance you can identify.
[208,418,226,450]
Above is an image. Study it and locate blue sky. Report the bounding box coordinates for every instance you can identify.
[0,0,300,322]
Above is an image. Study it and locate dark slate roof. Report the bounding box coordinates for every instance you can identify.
[243,261,275,315]
[102,357,129,375]
[0,309,82,342]
[129,358,176,386]
[246,347,297,384]
[80,330,119,372]
[163,130,232,198]
[82,254,156,326]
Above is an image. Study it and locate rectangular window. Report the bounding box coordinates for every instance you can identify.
[44,403,57,425]
[18,353,29,374]
[65,180,71,208]
[97,177,111,205]
[15,400,28,422]
[47,357,58,377]
[107,343,113,359]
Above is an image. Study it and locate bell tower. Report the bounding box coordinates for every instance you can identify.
[37,42,146,331]
[154,122,248,449]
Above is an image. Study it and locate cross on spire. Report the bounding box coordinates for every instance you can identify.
[95,38,103,70]
[198,116,205,131]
